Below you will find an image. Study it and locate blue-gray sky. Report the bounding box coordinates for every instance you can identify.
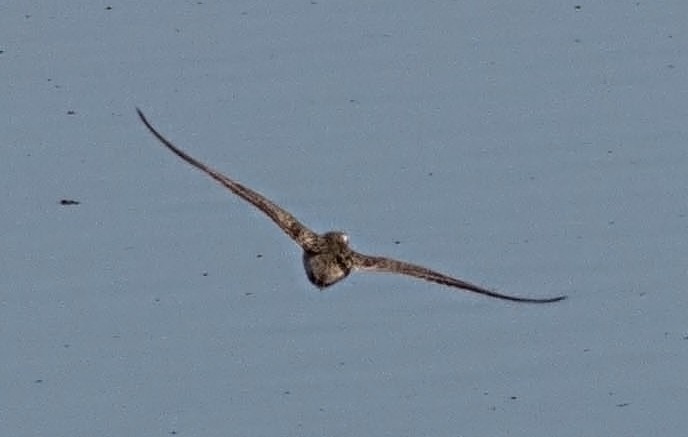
[2,1,686,436]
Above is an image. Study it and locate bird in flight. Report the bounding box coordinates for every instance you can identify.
[137,108,566,304]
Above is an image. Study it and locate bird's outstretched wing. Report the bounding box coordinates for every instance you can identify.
[137,108,321,252]
[351,252,566,303]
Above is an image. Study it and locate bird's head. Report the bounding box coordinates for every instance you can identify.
[322,231,349,249]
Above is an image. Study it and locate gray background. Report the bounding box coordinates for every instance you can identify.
[2,1,686,436]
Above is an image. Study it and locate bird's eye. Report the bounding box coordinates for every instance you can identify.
[340,234,349,243]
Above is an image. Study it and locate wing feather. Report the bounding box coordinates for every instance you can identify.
[352,252,566,303]
[137,108,320,251]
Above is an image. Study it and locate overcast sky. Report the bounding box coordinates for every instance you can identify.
[2,1,687,436]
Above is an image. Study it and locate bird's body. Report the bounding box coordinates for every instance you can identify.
[137,108,566,304]
[303,232,353,288]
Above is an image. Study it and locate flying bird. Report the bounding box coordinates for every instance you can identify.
[137,108,566,304]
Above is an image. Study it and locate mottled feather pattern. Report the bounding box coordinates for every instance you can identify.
[137,108,566,304]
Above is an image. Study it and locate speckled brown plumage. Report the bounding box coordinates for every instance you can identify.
[137,109,566,304]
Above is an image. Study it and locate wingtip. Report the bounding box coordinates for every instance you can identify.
[520,294,567,304]
[548,295,568,303]
[136,108,156,132]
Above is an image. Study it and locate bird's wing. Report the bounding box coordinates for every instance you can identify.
[351,252,566,303]
[137,108,320,252]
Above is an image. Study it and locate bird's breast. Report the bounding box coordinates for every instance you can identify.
[303,252,351,288]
